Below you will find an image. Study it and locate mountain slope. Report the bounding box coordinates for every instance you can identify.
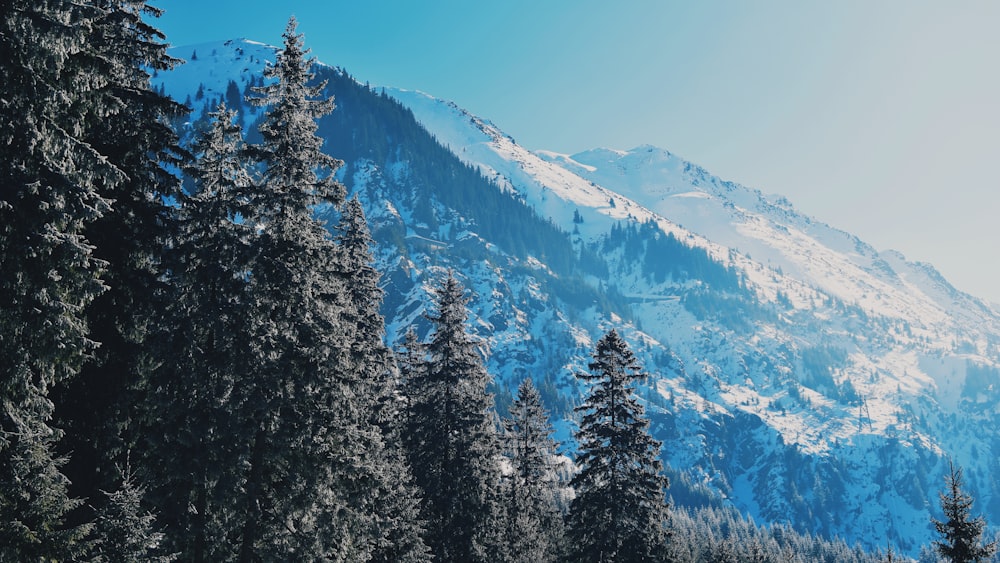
[156,39,1000,555]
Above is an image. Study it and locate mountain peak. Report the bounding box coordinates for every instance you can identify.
[156,43,1000,555]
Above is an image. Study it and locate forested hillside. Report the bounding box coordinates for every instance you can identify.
[6,3,1000,561]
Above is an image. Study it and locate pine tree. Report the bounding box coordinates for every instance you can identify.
[403,272,506,561]
[566,329,670,562]
[502,378,567,562]
[226,18,424,560]
[932,461,996,563]
[91,461,176,563]
[142,104,255,561]
[235,17,354,560]
[53,0,187,515]
[881,542,898,563]
[0,1,119,558]
[333,196,431,563]
[334,196,391,421]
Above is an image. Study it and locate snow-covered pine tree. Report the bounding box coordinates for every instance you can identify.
[502,378,567,562]
[403,272,506,562]
[334,196,391,424]
[932,461,996,563]
[332,196,431,563]
[566,329,670,562]
[236,17,352,560]
[0,1,120,558]
[230,18,419,560]
[90,461,176,563]
[53,0,187,514]
[142,104,255,562]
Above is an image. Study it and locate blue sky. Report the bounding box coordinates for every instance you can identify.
[156,1,1000,303]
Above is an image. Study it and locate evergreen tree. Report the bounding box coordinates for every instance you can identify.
[53,0,187,515]
[91,461,176,563]
[566,329,670,562]
[404,272,506,561]
[334,197,391,423]
[0,1,119,558]
[142,104,255,561]
[502,378,567,562]
[333,196,431,563]
[236,17,353,560]
[225,79,244,119]
[932,461,996,563]
[227,18,424,560]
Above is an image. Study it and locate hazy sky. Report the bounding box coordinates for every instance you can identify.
[156,1,1000,303]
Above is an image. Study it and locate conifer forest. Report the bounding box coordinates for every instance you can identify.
[2,3,998,562]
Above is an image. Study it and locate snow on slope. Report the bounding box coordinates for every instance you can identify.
[384,85,1000,551]
[159,39,277,106]
[560,146,1000,333]
[386,84,1000,400]
[389,89,998,341]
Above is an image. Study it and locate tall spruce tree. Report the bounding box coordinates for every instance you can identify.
[502,378,567,562]
[334,196,391,424]
[53,0,187,514]
[332,196,431,563]
[237,17,352,560]
[142,104,254,561]
[227,18,425,560]
[932,461,996,563]
[403,272,506,561]
[566,329,670,562]
[0,1,119,558]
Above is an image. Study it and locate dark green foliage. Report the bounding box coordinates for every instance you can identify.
[199,19,431,561]
[403,273,505,561]
[230,18,372,560]
[333,197,432,563]
[799,345,853,403]
[225,79,244,119]
[0,0,118,557]
[932,462,996,563]
[0,416,90,561]
[605,219,741,290]
[91,463,176,563]
[142,104,254,561]
[502,378,567,562]
[53,0,187,515]
[668,505,882,563]
[566,329,670,562]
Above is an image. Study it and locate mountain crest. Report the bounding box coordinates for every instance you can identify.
[157,38,1000,555]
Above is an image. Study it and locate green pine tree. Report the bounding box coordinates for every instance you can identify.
[0,1,120,558]
[932,461,996,563]
[333,196,431,563]
[502,378,567,562]
[91,461,176,563]
[142,104,255,562]
[236,17,354,560]
[565,329,670,562]
[53,0,187,515]
[231,18,419,560]
[403,272,506,562]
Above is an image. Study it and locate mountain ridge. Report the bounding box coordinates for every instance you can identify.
[156,38,1000,555]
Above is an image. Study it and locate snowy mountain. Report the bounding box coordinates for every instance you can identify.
[156,39,1000,556]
